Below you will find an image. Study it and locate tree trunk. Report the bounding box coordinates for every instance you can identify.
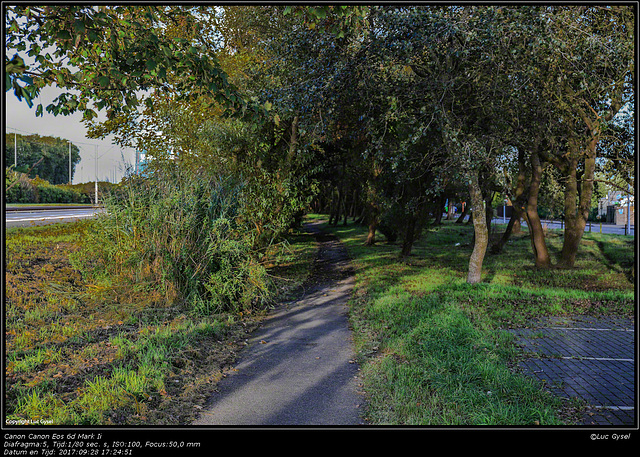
[512,217,522,234]
[455,204,469,223]
[446,200,455,220]
[526,149,551,268]
[466,169,488,284]
[364,202,379,245]
[559,138,596,268]
[329,187,340,225]
[434,195,445,224]
[400,214,417,257]
[485,192,494,236]
[286,115,299,167]
[364,159,382,245]
[491,149,528,254]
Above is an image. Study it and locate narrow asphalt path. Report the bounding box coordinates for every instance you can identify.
[192,221,366,427]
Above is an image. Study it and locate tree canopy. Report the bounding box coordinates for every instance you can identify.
[6,4,635,282]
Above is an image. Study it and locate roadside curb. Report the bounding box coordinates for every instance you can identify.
[5,205,101,212]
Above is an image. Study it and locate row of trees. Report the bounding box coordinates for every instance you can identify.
[5,5,634,285]
[4,133,80,184]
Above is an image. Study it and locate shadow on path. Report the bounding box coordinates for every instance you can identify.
[192,221,366,427]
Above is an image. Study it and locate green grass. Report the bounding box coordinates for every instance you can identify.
[5,215,632,425]
[5,221,317,425]
[318,216,634,426]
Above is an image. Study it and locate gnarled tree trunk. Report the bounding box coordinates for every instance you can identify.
[559,137,597,268]
[491,148,527,254]
[526,149,551,268]
[466,169,488,284]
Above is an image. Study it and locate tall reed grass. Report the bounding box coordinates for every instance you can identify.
[71,164,272,315]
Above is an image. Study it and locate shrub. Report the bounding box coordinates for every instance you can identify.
[72,163,273,315]
[5,168,90,203]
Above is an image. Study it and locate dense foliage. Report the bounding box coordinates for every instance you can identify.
[6,5,634,288]
[5,168,90,203]
[71,162,287,314]
[4,4,635,428]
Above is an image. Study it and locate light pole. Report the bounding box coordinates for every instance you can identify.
[503,199,507,224]
[627,184,631,236]
[95,145,98,205]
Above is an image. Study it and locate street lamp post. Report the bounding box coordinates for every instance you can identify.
[503,199,507,224]
[95,145,98,205]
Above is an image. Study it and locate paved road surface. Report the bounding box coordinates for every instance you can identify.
[5,206,102,228]
[490,217,634,236]
[510,316,635,426]
[192,222,365,427]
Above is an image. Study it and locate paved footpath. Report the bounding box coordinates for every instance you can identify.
[509,315,635,426]
[192,222,365,427]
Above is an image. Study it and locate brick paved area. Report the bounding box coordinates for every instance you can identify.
[509,316,635,426]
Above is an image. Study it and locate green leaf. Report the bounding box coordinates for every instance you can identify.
[146,59,157,71]
[83,109,97,121]
[19,74,33,85]
[97,76,110,88]
[73,20,85,33]
[57,30,72,40]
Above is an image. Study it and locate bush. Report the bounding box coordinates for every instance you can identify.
[5,168,90,204]
[72,163,273,315]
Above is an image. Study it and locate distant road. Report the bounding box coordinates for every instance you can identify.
[5,206,103,228]
[490,217,634,236]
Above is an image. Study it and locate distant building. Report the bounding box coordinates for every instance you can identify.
[613,195,634,227]
[598,191,622,219]
[599,191,634,225]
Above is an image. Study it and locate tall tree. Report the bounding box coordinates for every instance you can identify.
[531,6,634,267]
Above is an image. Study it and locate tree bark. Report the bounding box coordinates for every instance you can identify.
[491,148,528,254]
[434,195,445,224]
[364,159,382,246]
[466,169,488,284]
[558,137,597,268]
[455,203,469,223]
[364,202,379,245]
[526,149,551,268]
[400,214,417,257]
[286,115,299,167]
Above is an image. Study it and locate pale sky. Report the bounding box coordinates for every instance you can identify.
[5,85,137,184]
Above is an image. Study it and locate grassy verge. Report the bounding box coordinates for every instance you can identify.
[319,217,634,426]
[5,221,317,425]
